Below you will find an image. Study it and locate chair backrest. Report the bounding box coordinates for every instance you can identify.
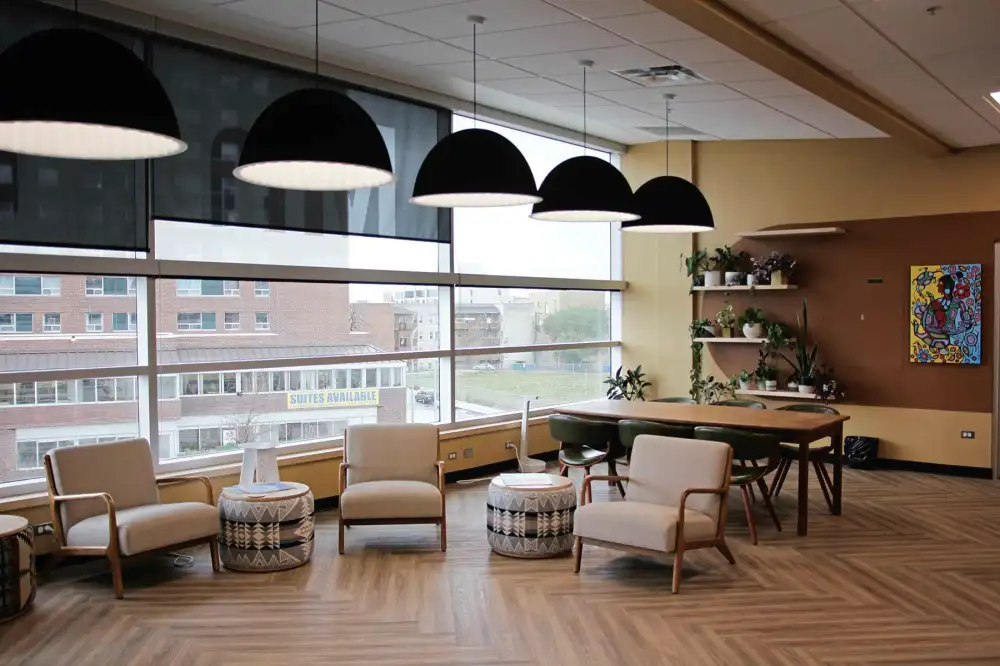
[627,435,730,518]
[618,419,694,451]
[345,424,440,486]
[548,414,616,452]
[45,438,159,533]
[651,396,697,404]
[694,426,780,465]
[715,399,766,409]
[777,404,840,415]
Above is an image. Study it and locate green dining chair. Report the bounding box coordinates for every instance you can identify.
[715,399,766,409]
[617,419,695,463]
[770,404,840,512]
[549,414,625,497]
[651,396,697,404]
[694,426,782,545]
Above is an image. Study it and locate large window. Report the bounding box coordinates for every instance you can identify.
[86,276,136,296]
[0,275,60,296]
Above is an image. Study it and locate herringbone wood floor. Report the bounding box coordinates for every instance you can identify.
[4,465,1000,666]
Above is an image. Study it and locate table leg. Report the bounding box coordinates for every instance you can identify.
[832,425,843,516]
[797,440,809,537]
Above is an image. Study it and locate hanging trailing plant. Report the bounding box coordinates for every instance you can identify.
[689,318,711,400]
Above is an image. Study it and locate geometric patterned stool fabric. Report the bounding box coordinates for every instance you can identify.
[0,515,35,622]
[487,473,576,558]
[218,483,315,572]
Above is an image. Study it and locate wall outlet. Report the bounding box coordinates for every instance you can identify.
[505,441,516,450]
[447,452,458,460]
[961,431,975,439]
[463,447,474,458]
[32,522,54,537]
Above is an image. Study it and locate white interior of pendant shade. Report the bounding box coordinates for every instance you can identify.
[410,192,542,208]
[234,161,395,191]
[625,223,713,233]
[531,209,639,223]
[0,121,187,160]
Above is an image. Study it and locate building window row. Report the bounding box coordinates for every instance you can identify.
[177,366,404,398]
[0,377,136,407]
[16,434,137,471]
[0,275,60,296]
[176,279,240,297]
[85,276,136,296]
[175,417,371,459]
[177,311,269,331]
[0,313,32,333]
[0,312,135,334]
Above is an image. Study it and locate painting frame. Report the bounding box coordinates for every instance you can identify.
[910,263,982,365]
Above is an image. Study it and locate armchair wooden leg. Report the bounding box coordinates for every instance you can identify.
[607,457,616,486]
[338,519,346,555]
[715,540,736,564]
[108,550,124,600]
[209,540,221,572]
[756,478,782,532]
[671,546,685,594]
[573,537,582,573]
[559,464,567,476]
[740,485,758,546]
[814,460,835,513]
[440,516,447,552]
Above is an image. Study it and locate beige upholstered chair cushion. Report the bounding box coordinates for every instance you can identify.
[626,435,730,518]
[345,424,440,486]
[574,501,716,553]
[340,480,443,520]
[66,502,219,556]
[47,439,159,531]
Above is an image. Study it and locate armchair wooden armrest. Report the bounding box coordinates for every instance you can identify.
[49,491,118,555]
[580,474,629,506]
[156,475,215,506]
[678,487,729,542]
[339,461,348,495]
[436,461,446,492]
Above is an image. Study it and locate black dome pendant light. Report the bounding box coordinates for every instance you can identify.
[0,3,185,160]
[625,93,714,233]
[410,16,539,208]
[236,0,393,191]
[530,60,638,223]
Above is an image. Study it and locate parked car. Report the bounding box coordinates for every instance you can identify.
[472,362,496,373]
[415,389,436,404]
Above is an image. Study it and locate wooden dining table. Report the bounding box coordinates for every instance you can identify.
[554,400,850,536]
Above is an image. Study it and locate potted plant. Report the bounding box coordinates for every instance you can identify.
[756,364,778,391]
[604,365,652,401]
[738,306,765,339]
[712,246,750,287]
[683,249,710,287]
[736,369,754,391]
[749,256,770,287]
[781,299,819,394]
[762,251,796,287]
[716,304,736,338]
[787,372,799,392]
[692,375,737,404]
[815,365,844,402]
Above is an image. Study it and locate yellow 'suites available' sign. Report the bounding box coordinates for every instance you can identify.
[286,389,380,409]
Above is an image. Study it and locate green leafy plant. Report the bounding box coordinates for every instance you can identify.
[604,365,652,401]
[682,249,709,277]
[737,369,753,383]
[711,246,750,272]
[692,375,737,404]
[762,251,796,277]
[781,299,819,386]
[738,306,765,328]
[716,304,736,329]
[755,363,777,381]
[815,365,844,401]
[689,317,737,403]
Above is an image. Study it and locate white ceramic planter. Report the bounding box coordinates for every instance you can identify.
[703,271,722,287]
[764,380,777,391]
[787,381,799,391]
[742,323,763,339]
[746,274,757,286]
[738,380,754,391]
[798,384,816,395]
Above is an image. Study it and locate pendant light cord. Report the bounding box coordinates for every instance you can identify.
[664,94,672,176]
[314,0,320,85]
[468,16,484,127]
[579,59,593,157]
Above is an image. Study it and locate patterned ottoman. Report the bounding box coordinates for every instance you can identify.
[487,473,576,558]
[219,482,315,572]
[0,515,34,622]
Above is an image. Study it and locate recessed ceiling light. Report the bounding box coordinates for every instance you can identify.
[991,91,1000,104]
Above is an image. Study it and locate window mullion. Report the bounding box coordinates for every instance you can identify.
[137,277,159,470]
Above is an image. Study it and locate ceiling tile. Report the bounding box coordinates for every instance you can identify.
[669,99,829,139]
[481,77,578,94]
[646,37,743,66]
[963,95,1000,132]
[691,59,776,82]
[719,0,841,24]
[903,98,1000,148]
[445,21,629,58]
[377,0,577,39]
[556,71,649,91]
[501,45,669,76]
[517,91,608,107]
[542,0,654,19]
[224,0,359,28]
[366,40,471,65]
[852,0,1000,60]
[598,83,745,106]
[759,95,886,138]
[423,58,531,80]
[729,78,808,97]
[767,7,907,72]
[844,60,959,110]
[311,18,426,47]
[559,103,664,125]
[594,11,703,44]
[920,46,1000,99]
[327,0,468,16]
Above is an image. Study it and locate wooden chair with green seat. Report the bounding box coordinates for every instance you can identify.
[549,414,625,497]
[715,399,766,409]
[769,404,839,512]
[651,396,697,404]
[618,419,695,466]
[694,426,782,545]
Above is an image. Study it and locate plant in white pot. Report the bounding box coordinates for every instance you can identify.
[756,364,778,391]
[716,304,737,338]
[713,245,750,287]
[736,369,755,391]
[683,249,710,289]
[738,306,765,339]
[781,299,819,395]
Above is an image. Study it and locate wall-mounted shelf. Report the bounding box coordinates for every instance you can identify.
[737,389,828,401]
[694,337,795,344]
[692,284,798,292]
[737,227,845,239]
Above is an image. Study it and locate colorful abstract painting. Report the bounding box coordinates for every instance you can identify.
[910,264,982,365]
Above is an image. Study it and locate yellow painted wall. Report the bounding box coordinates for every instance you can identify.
[622,137,1000,468]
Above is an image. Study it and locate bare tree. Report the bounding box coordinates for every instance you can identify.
[223,393,263,445]
[348,304,367,332]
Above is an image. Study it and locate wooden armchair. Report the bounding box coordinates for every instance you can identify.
[338,424,445,554]
[573,434,734,594]
[44,438,220,599]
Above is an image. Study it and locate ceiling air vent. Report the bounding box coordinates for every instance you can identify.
[610,65,710,87]
[638,125,713,141]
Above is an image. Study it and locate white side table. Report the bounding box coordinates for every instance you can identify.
[239,441,280,487]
